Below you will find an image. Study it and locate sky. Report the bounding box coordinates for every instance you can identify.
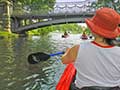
[56,0,97,2]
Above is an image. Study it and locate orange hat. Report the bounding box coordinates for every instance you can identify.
[85,7,120,39]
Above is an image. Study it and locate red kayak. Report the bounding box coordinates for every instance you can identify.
[56,63,76,90]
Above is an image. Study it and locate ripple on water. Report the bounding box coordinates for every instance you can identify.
[0,33,93,90]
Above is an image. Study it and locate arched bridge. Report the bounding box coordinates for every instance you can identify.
[11,1,96,33]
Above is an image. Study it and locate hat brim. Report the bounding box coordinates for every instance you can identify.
[85,18,120,39]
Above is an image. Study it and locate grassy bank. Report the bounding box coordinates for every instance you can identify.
[0,31,18,38]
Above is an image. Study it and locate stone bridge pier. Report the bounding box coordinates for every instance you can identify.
[0,1,12,33]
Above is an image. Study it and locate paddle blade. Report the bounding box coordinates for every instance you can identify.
[28,52,50,64]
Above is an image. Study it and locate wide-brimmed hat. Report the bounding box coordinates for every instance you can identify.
[85,7,120,39]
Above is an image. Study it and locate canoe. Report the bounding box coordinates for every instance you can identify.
[56,63,76,90]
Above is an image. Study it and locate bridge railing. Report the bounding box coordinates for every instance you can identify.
[53,1,96,14]
[12,1,96,16]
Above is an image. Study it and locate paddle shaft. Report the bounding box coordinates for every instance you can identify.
[50,52,64,56]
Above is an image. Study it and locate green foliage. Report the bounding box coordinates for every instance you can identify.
[13,0,55,14]
[56,24,83,34]
[28,25,55,36]
[28,23,90,35]
[0,31,17,38]
[84,28,91,35]
[91,0,120,13]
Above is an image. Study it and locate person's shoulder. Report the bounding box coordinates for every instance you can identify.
[80,41,91,46]
[71,44,80,50]
[114,46,120,49]
[79,41,93,49]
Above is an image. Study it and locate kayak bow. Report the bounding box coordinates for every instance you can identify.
[56,63,76,90]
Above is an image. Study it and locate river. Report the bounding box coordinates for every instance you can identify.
[0,32,90,90]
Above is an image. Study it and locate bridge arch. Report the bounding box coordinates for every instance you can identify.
[11,12,94,33]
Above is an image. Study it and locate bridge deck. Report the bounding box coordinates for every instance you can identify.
[10,1,96,33]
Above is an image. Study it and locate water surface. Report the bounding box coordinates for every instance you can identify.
[0,32,90,90]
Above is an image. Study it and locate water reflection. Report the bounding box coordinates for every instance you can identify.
[0,33,90,90]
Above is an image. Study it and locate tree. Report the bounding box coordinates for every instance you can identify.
[91,0,120,13]
[13,0,55,14]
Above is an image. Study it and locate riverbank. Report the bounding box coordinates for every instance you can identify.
[0,31,18,38]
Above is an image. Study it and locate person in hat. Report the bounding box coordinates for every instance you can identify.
[61,7,120,90]
[62,31,69,38]
[80,31,88,40]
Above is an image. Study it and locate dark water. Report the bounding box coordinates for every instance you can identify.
[0,32,89,90]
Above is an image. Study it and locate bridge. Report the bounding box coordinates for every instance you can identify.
[2,1,96,33]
